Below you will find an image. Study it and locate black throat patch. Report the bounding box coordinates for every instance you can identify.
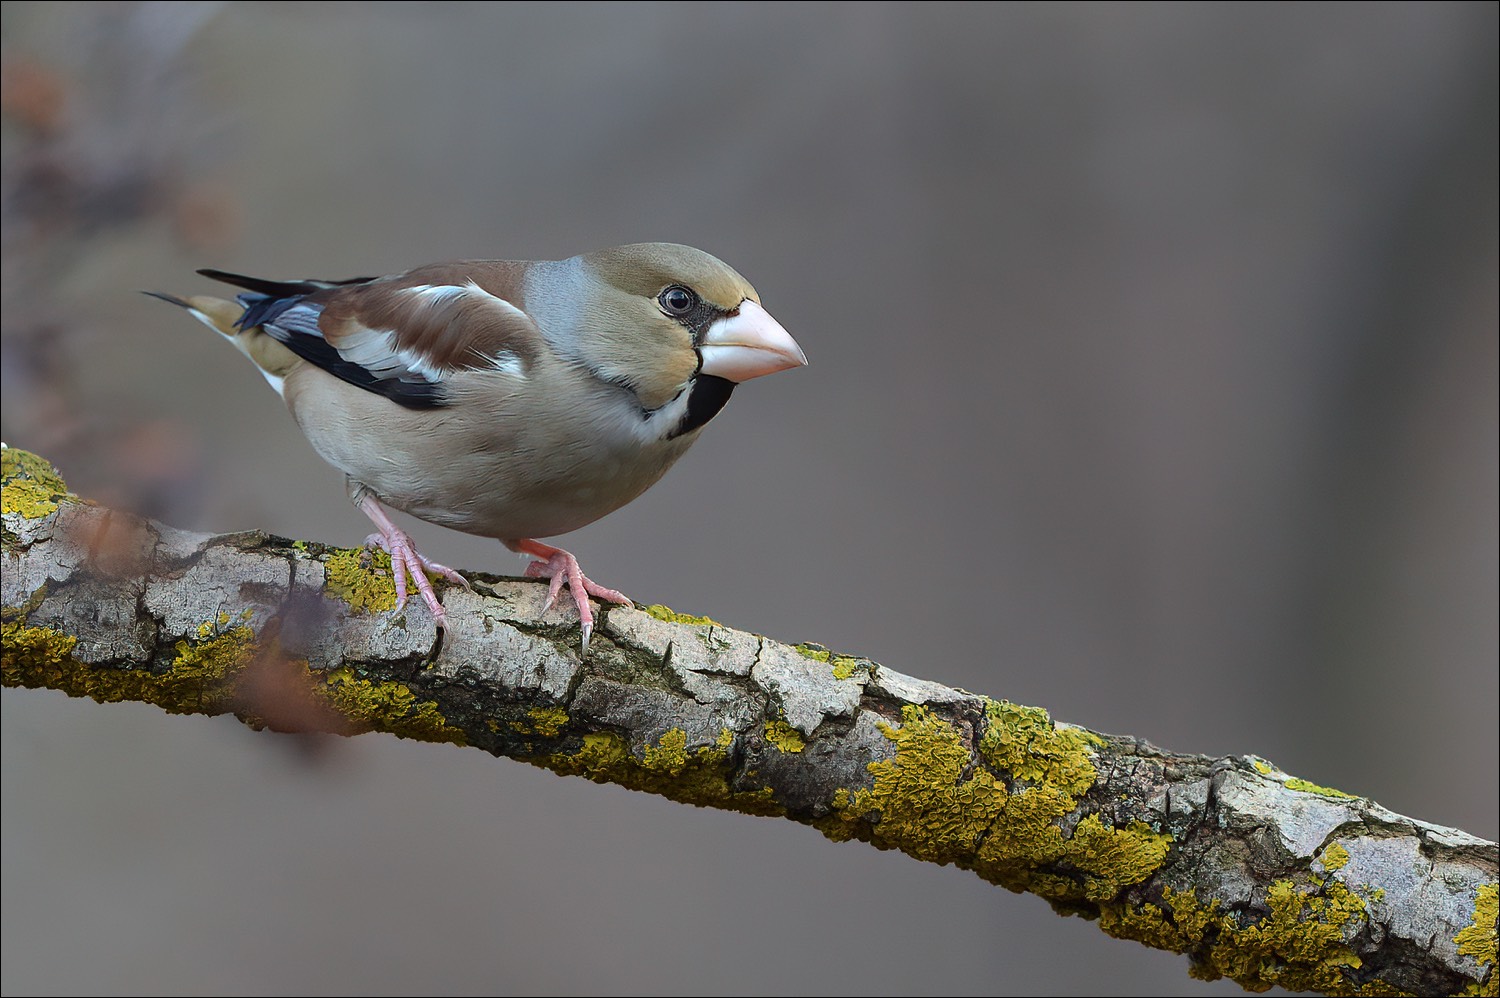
[669,374,736,439]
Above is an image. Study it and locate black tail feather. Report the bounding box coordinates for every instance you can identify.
[141,290,191,309]
[196,269,324,298]
[196,268,378,298]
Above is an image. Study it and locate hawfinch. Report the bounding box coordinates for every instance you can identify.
[151,243,807,648]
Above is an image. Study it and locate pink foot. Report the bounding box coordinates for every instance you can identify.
[355,493,468,628]
[505,538,632,650]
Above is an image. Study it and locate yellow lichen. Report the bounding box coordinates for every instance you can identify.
[979,699,1099,793]
[1251,758,1358,801]
[1,478,66,520]
[641,604,718,627]
[1,447,74,520]
[838,705,1006,862]
[570,731,630,771]
[1,618,80,691]
[2,610,255,715]
[1221,879,1366,987]
[764,720,806,753]
[524,706,570,737]
[821,702,1170,903]
[1320,842,1351,873]
[1353,981,1414,997]
[320,666,465,745]
[794,643,832,662]
[323,548,399,614]
[1455,882,1498,995]
[643,727,689,773]
[1100,877,1376,993]
[159,616,258,712]
[1063,814,1175,902]
[539,726,781,817]
[792,642,862,680]
[1285,777,1358,800]
[2,586,464,747]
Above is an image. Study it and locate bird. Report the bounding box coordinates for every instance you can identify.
[149,242,807,649]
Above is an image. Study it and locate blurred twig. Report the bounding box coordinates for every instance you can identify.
[2,2,234,511]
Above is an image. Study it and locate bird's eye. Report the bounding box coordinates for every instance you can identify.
[658,285,696,317]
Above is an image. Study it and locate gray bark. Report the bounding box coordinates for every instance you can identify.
[3,451,1496,996]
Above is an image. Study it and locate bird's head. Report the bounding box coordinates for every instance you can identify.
[549,242,807,412]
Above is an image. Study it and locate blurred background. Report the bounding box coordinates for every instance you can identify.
[2,3,1495,994]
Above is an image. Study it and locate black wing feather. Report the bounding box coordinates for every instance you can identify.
[226,286,448,410]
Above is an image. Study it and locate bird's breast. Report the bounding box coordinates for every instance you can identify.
[285,364,699,541]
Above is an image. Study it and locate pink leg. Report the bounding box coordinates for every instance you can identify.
[504,538,632,650]
[354,491,468,628]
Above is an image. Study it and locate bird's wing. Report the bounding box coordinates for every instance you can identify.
[199,264,543,410]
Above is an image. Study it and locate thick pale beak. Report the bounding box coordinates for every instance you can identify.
[698,299,808,383]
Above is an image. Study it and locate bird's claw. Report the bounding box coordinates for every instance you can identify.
[354,491,467,629]
[517,543,631,651]
[363,530,468,629]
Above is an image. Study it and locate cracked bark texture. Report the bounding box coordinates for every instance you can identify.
[3,449,1496,996]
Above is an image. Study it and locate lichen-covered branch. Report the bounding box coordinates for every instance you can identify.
[3,447,1495,996]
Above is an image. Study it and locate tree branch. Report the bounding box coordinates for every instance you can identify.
[3,446,1495,996]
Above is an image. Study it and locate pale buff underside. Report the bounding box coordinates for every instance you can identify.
[283,355,700,541]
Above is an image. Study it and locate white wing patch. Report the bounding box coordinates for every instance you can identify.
[336,324,447,383]
[400,281,529,322]
[401,284,469,305]
[399,281,532,378]
[459,280,533,327]
[489,350,526,376]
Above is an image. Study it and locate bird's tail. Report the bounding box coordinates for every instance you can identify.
[144,289,302,394]
[142,290,244,337]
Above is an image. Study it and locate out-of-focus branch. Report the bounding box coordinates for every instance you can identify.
[2,3,233,514]
[3,447,1496,996]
